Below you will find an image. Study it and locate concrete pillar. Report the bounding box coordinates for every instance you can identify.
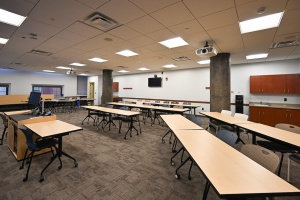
[101,69,113,104]
[210,53,231,112]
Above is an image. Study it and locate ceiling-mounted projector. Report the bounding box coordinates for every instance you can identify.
[67,69,76,75]
[196,41,218,58]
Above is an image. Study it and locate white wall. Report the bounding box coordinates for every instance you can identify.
[0,69,77,96]
[114,58,300,114]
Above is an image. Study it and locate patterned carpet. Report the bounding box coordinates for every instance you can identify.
[0,109,299,200]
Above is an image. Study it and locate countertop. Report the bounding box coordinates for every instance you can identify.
[249,102,300,110]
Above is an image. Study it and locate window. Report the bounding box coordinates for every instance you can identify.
[0,84,9,95]
[32,85,63,98]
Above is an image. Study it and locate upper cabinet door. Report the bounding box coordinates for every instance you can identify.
[286,74,300,94]
[250,76,261,93]
[261,75,273,93]
[272,74,286,94]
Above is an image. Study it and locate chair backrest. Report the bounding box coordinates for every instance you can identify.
[183,102,191,105]
[240,144,280,173]
[19,126,36,150]
[234,113,248,120]
[0,112,8,127]
[120,106,129,111]
[171,101,179,104]
[221,110,232,116]
[216,130,238,147]
[162,104,170,108]
[155,100,160,103]
[190,117,203,126]
[163,101,169,104]
[107,105,113,108]
[186,114,195,121]
[275,123,300,134]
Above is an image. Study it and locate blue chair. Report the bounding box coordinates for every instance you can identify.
[19,126,62,182]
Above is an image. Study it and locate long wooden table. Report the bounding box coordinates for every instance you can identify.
[82,106,140,139]
[173,129,300,199]
[237,123,300,151]
[149,102,200,115]
[108,102,189,125]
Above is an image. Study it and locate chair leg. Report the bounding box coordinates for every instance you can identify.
[188,160,193,180]
[277,153,284,176]
[23,151,34,182]
[19,148,29,170]
[287,157,291,182]
[175,156,191,179]
[202,180,210,200]
[0,127,7,145]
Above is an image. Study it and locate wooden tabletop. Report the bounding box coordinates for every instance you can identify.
[149,102,200,108]
[82,105,140,116]
[201,112,254,125]
[238,123,300,149]
[4,110,31,116]
[173,129,300,198]
[160,114,203,130]
[24,120,83,137]
[108,102,188,112]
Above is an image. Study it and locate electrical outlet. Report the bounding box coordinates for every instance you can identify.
[202,108,204,111]
[284,98,287,101]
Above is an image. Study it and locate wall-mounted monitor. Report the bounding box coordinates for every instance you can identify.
[148,77,162,87]
[28,91,41,106]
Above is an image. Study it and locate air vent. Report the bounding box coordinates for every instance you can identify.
[30,50,52,56]
[82,12,122,32]
[270,40,300,49]
[173,56,190,61]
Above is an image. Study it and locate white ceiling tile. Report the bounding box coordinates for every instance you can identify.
[55,30,88,43]
[0,23,17,39]
[285,0,300,11]
[66,22,104,38]
[207,24,241,38]
[151,2,194,27]
[129,0,180,14]
[97,0,146,24]
[280,8,300,25]
[267,46,297,61]
[77,0,110,9]
[169,20,204,37]
[0,0,35,16]
[183,0,235,18]
[276,22,300,36]
[129,36,156,46]
[16,19,61,37]
[146,28,177,42]
[108,26,141,40]
[197,8,238,31]
[127,15,164,34]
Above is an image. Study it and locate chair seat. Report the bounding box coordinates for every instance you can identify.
[289,154,300,163]
[256,141,295,153]
[33,138,58,151]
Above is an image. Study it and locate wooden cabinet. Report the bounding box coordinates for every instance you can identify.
[6,112,56,160]
[273,108,300,127]
[112,82,119,92]
[250,74,300,94]
[250,75,273,93]
[249,107,275,126]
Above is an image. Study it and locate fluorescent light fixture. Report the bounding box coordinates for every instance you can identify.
[88,57,108,62]
[138,67,150,71]
[246,53,268,60]
[0,8,27,27]
[159,37,188,48]
[43,70,55,73]
[0,37,9,44]
[239,12,284,34]
[56,66,71,70]
[70,62,86,67]
[78,73,89,76]
[197,60,210,64]
[163,64,177,68]
[116,50,139,57]
[118,70,129,73]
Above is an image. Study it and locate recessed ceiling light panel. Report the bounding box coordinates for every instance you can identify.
[163,64,177,68]
[70,62,86,67]
[197,60,210,64]
[138,67,150,71]
[0,8,27,27]
[0,37,9,44]
[116,50,138,57]
[118,70,129,73]
[246,53,268,60]
[56,66,71,70]
[43,70,55,73]
[239,12,284,34]
[88,57,108,62]
[159,37,188,48]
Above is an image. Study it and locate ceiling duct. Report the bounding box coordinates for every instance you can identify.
[29,49,52,56]
[270,40,300,49]
[82,12,122,32]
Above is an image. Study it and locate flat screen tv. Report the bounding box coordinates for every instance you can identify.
[148,77,162,87]
[28,91,41,106]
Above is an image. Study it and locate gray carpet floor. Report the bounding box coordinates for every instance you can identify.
[0,109,299,200]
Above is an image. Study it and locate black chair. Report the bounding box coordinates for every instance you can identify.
[19,126,62,182]
[111,106,129,133]
[0,112,8,145]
